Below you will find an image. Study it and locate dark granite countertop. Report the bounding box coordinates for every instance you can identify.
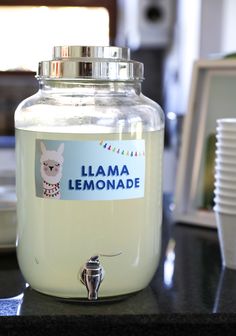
[1,194,236,335]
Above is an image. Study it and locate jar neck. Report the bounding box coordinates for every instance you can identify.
[38,80,142,96]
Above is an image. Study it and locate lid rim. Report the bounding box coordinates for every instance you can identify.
[38,46,144,81]
[53,46,130,60]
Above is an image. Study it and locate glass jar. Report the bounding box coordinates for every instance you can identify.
[15,46,164,301]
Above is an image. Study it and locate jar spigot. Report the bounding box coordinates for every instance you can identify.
[80,255,104,301]
[80,252,121,301]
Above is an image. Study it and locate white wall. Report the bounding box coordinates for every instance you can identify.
[165,0,236,116]
[164,0,201,114]
[199,0,224,58]
[222,0,236,54]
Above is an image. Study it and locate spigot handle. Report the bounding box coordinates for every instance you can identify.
[79,252,122,301]
[80,256,104,301]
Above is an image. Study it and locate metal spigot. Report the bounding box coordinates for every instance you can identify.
[80,252,122,301]
[80,255,105,301]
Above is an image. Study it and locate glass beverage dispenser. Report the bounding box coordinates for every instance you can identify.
[15,46,164,301]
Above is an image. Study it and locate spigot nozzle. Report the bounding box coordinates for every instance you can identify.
[80,256,104,301]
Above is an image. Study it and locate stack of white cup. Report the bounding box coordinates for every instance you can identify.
[214,118,236,269]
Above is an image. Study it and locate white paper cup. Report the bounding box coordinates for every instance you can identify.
[216,140,236,148]
[215,166,236,178]
[216,148,236,157]
[215,160,236,169]
[215,210,236,269]
[214,204,236,215]
[214,196,236,206]
[217,125,236,131]
[215,155,236,167]
[214,195,236,206]
[215,173,236,183]
[217,119,236,129]
[215,151,236,163]
[215,168,236,177]
[216,127,236,135]
[216,142,236,150]
[217,118,236,124]
[216,133,236,140]
[215,158,236,168]
[214,188,236,197]
[214,188,236,198]
[215,189,236,197]
[214,200,236,212]
[214,181,236,190]
[215,168,236,185]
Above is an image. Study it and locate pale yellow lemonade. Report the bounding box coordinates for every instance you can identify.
[16,128,164,298]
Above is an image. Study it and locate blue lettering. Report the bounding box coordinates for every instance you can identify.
[68,176,140,192]
[81,165,130,177]
[121,165,129,176]
[134,178,140,188]
[81,166,87,177]
[96,180,106,190]
[116,179,125,189]
[88,166,94,176]
[68,179,74,190]
[75,179,82,190]
[126,179,133,188]
[107,165,119,176]
[96,165,106,177]
[84,180,95,190]
[107,179,115,190]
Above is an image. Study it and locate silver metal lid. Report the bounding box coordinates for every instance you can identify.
[38,46,144,81]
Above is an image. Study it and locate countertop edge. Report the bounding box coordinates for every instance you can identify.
[1,314,236,336]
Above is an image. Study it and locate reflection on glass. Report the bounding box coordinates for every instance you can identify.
[0,293,24,316]
[164,238,176,288]
[0,6,109,71]
[213,267,236,313]
[0,282,30,316]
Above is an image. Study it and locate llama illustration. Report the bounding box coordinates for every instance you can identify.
[40,142,64,199]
